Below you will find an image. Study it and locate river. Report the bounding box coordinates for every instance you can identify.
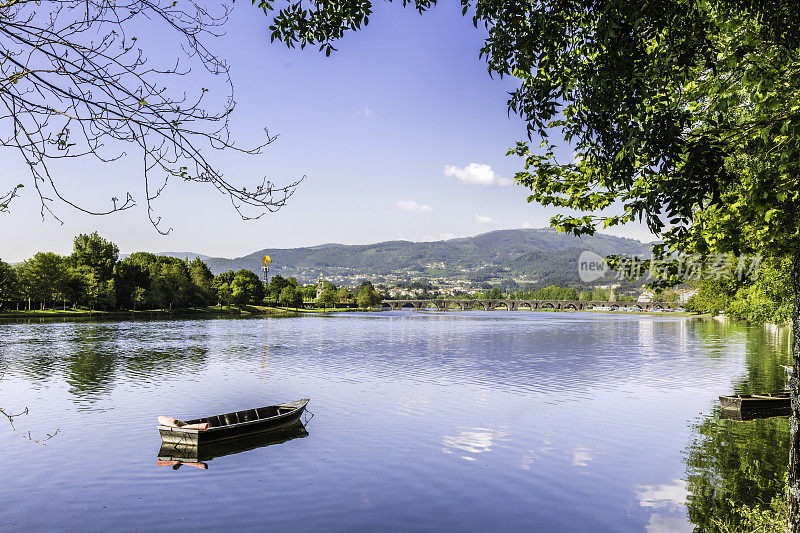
[0,311,790,531]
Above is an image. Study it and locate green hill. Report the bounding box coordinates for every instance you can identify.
[165,228,652,289]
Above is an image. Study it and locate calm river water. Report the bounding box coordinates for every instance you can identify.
[0,311,791,531]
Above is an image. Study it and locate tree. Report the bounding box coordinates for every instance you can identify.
[0,259,19,309]
[267,274,289,302]
[278,285,302,308]
[217,282,234,307]
[213,271,236,307]
[230,269,265,307]
[335,287,351,306]
[70,233,118,284]
[16,252,70,310]
[484,287,503,299]
[356,281,382,309]
[188,258,215,307]
[317,286,336,310]
[114,257,150,310]
[0,0,301,230]
[302,284,318,302]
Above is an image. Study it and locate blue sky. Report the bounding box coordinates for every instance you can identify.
[1,2,652,262]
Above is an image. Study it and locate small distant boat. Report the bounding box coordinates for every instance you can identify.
[718,392,790,411]
[158,399,309,445]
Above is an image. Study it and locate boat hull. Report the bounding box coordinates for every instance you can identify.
[158,399,309,445]
[718,393,790,411]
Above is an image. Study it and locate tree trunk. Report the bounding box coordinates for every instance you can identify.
[789,246,800,532]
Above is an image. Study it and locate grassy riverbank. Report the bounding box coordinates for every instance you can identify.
[0,305,712,319]
[0,305,295,319]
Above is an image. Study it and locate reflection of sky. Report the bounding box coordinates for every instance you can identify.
[638,319,655,355]
[571,446,593,467]
[636,480,692,533]
[636,479,687,509]
[442,427,507,461]
[645,514,692,533]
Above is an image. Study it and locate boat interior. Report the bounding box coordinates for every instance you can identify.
[183,404,300,428]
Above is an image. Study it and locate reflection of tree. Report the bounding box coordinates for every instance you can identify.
[64,337,116,399]
[63,325,208,399]
[686,414,787,531]
[731,326,792,394]
[685,324,791,531]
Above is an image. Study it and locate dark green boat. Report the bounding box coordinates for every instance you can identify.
[158,399,309,446]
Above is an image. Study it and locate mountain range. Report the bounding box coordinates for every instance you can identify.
[158,228,654,289]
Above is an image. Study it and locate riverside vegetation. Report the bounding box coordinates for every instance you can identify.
[0,233,383,313]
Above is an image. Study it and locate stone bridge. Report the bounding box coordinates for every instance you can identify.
[380,299,682,311]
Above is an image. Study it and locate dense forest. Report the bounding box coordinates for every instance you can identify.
[686,256,793,325]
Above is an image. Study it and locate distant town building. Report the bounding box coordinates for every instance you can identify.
[638,290,654,303]
[676,288,699,303]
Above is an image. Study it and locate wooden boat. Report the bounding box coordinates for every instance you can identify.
[158,399,309,445]
[157,420,309,469]
[718,392,790,410]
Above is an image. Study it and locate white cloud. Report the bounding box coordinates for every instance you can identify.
[522,221,534,229]
[356,108,373,118]
[474,214,494,225]
[397,200,432,213]
[420,232,464,242]
[444,163,513,186]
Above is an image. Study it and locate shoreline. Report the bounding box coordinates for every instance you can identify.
[0,306,715,322]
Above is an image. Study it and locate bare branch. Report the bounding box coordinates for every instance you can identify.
[0,0,301,230]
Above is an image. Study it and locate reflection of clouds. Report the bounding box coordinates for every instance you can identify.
[572,446,593,467]
[645,514,692,533]
[636,480,691,532]
[441,427,506,460]
[636,479,687,509]
[520,449,538,471]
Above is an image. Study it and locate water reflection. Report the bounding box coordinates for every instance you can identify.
[441,427,507,461]
[0,313,792,531]
[156,421,309,470]
[636,479,688,510]
[684,323,790,531]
